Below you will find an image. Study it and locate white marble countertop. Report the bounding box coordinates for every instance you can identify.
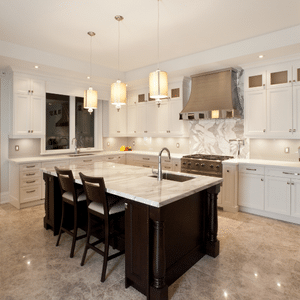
[9,150,187,164]
[42,161,222,208]
[223,158,300,169]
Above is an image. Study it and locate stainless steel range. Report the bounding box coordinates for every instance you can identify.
[181,154,233,177]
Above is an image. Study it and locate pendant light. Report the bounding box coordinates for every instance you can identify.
[84,31,97,114]
[111,15,126,112]
[149,0,168,107]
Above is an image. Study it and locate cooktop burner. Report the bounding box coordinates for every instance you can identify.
[183,154,234,161]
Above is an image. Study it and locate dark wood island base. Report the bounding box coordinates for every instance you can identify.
[125,185,220,300]
[43,172,220,300]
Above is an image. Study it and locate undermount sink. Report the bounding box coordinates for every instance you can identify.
[68,153,95,157]
[149,173,195,182]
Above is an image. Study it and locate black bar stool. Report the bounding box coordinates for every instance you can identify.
[55,167,87,258]
[79,172,125,282]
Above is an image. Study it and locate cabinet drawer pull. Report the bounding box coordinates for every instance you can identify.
[83,159,92,162]
[143,165,150,168]
[144,131,148,133]
[291,182,294,185]
[293,80,296,82]
[26,180,36,184]
[26,173,36,176]
[143,158,150,160]
[28,130,30,133]
[246,168,256,171]
[117,131,120,133]
[289,129,292,132]
[283,172,300,176]
[26,165,36,168]
[287,182,290,185]
[263,129,266,132]
[108,157,114,160]
[26,190,36,193]
[293,129,296,132]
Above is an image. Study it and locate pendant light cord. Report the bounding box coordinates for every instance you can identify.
[157,0,160,70]
[90,34,92,80]
[118,19,120,80]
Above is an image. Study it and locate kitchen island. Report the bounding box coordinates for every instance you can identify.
[42,161,222,300]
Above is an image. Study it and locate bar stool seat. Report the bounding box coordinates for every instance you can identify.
[55,167,87,258]
[79,172,125,282]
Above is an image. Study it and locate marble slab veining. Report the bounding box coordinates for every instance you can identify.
[42,161,222,208]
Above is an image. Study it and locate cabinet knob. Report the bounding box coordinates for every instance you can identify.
[289,129,292,132]
[28,130,30,133]
[31,90,34,94]
[291,182,294,185]
[227,170,229,173]
[287,182,290,185]
[261,178,264,181]
[31,130,33,133]
[293,129,296,132]
[289,80,292,83]
[293,80,296,82]
[263,84,265,86]
[263,129,266,132]
[28,90,30,94]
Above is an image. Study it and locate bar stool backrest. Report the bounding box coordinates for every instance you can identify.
[55,167,77,204]
[79,172,109,217]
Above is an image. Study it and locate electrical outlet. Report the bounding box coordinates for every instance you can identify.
[284,147,290,153]
[15,145,19,151]
[176,143,180,148]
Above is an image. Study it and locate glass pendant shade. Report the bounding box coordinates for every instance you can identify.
[111,80,126,109]
[149,69,168,99]
[84,87,98,113]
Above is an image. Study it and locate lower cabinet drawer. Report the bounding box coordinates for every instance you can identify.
[20,177,41,188]
[20,185,42,203]
[20,170,41,180]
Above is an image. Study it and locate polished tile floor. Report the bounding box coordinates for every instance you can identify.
[1,203,300,300]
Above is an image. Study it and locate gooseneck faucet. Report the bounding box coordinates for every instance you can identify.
[72,138,79,154]
[157,147,171,181]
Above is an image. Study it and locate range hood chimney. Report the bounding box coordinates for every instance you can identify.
[180,68,242,120]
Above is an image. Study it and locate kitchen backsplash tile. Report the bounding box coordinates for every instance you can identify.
[189,119,249,158]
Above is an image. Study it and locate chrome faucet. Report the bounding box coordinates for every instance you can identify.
[157,147,171,181]
[229,139,245,157]
[72,138,79,154]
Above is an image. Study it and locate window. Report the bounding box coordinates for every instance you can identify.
[46,93,70,150]
[75,97,94,148]
[44,93,98,153]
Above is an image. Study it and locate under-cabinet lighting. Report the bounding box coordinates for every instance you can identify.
[258,55,264,59]
[34,65,39,69]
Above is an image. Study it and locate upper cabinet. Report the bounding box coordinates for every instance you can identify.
[10,75,46,138]
[125,77,189,137]
[244,60,300,139]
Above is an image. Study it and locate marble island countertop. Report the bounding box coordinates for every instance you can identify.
[9,150,186,164]
[42,161,222,208]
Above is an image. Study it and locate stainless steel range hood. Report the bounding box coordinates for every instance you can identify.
[180,68,242,120]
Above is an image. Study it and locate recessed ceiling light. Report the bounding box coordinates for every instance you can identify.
[34,65,39,69]
[258,55,264,59]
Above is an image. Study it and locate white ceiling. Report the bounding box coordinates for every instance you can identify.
[1,0,300,79]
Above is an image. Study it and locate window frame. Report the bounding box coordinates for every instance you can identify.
[41,95,102,155]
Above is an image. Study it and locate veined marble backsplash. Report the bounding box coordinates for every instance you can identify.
[189,119,249,158]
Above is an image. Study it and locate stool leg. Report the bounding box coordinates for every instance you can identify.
[101,223,110,282]
[81,212,91,266]
[56,201,65,247]
[70,206,78,258]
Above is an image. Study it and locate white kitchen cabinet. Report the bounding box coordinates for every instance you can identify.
[238,165,265,210]
[9,161,43,209]
[267,87,293,137]
[267,62,292,89]
[157,99,186,136]
[134,102,158,136]
[245,68,267,91]
[291,178,300,218]
[102,154,126,164]
[221,163,238,212]
[265,176,290,215]
[127,105,137,135]
[292,85,300,137]
[10,76,45,137]
[103,101,127,137]
[244,89,267,137]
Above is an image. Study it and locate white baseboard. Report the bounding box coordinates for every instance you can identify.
[0,192,9,204]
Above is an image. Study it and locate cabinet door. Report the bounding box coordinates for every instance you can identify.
[127,105,137,135]
[109,104,127,136]
[31,79,45,97]
[222,164,238,211]
[14,94,31,135]
[238,173,264,210]
[244,90,267,136]
[292,85,300,137]
[14,77,31,95]
[265,176,290,215]
[136,103,147,134]
[157,101,169,134]
[267,87,293,137]
[290,179,300,218]
[169,99,184,135]
[267,63,292,89]
[146,102,158,135]
[31,95,45,135]
[245,70,267,91]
